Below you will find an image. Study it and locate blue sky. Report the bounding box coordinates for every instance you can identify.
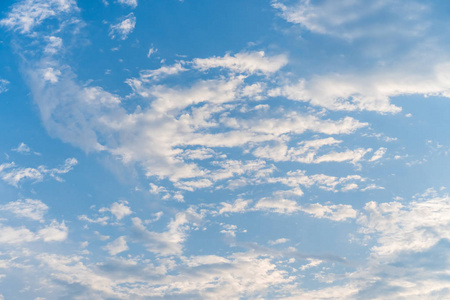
[1,0,450,299]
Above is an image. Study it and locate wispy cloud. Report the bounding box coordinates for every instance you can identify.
[0,158,77,186]
[117,0,137,9]
[0,0,78,34]
[109,13,136,40]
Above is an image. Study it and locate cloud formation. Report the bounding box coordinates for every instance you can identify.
[109,13,136,40]
[2,0,450,299]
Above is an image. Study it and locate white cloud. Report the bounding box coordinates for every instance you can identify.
[181,148,218,160]
[37,253,121,297]
[0,0,78,34]
[0,220,67,244]
[0,225,38,244]
[0,199,48,222]
[255,198,300,214]
[149,183,168,194]
[192,51,288,74]
[12,142,31,154]
[21,47,371,185]
[184,255,230,267]
[44,36,63,54]
[254,197,356,221]
[272,0,427,40]
[287,190,450,299]
[240,82,265,99]
[148,76,245,113]
[147,47,157,58]
[0,157,78,186]
[4,1,450,299]
[78,215,109,225]
[42,68,61,83]
[128,63,187,83]
[49,157,78,179]
[299,258,323,271]
[281,284,360,300]
[103,236,128,255]
[269,238,289,245]
[26,63,204,181]
[218,199,252,215]
[234,114,368,136]
[0,158,75,186]
[174,178,213,191]
[268,77,402,113]
[270,170,367,193]
[34,250,293,299]
[95,231,110,241]
[0,163,44,186]
[109,13,136,40]
[369,147,387,162]
[131,207,203,256]
[358,191,450,259]
[252,137,350,163]
[209,159,272,182]
[314,148,371,164]
[302,203,357,221]
[38,220,68,242]
[117,0,137,9]
[0,79,9,93]
[269,0,450,114]
[99,201,132,220]
[220,223,238,237]
[145,211,163,224]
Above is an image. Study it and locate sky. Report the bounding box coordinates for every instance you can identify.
[1,0,450,299]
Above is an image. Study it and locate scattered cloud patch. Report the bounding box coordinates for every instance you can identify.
[269,238,289,245]
[218,199,252,215]
[78,215,109,225]
[369,147,387,162]
[0,158,77,186]
[0,220,67,244]
[117,0,137,9]
[255,197,357,221]
[358,190,450,258]
[109,13,136,40]
[130,63,187,82]
[12,142,31,154]
[147,47,157,58]
[272,0,428,40]
[99,201,132,220]
[0,199,48,222]
[103,236,128,255]
[131,207,203,256]
[0,0,78,34]
[44,36,63,55]
[2,0,450,298]
[42,68,61,83]
[192,51,288,74]
[0,79,9,93]
[38,220,68,242]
